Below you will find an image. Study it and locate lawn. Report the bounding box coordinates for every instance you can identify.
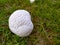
[0,0,60,45]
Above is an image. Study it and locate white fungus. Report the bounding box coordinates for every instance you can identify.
[9,10,34,37]
[30,0,35,3]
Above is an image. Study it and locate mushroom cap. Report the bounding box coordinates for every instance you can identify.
[9,10,33,37]
[30,0,35,3]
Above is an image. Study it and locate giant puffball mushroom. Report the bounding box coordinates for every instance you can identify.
[9,10,34,37]
[30,0,35,3]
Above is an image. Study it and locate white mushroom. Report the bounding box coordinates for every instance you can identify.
[30,0,35,3]
[9,10,34,37]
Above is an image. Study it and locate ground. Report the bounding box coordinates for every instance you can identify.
[0,0,60,45]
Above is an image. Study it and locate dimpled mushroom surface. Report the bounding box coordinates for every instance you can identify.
[9,10,34,37]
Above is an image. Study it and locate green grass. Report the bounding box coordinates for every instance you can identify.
[0,0,60,45]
